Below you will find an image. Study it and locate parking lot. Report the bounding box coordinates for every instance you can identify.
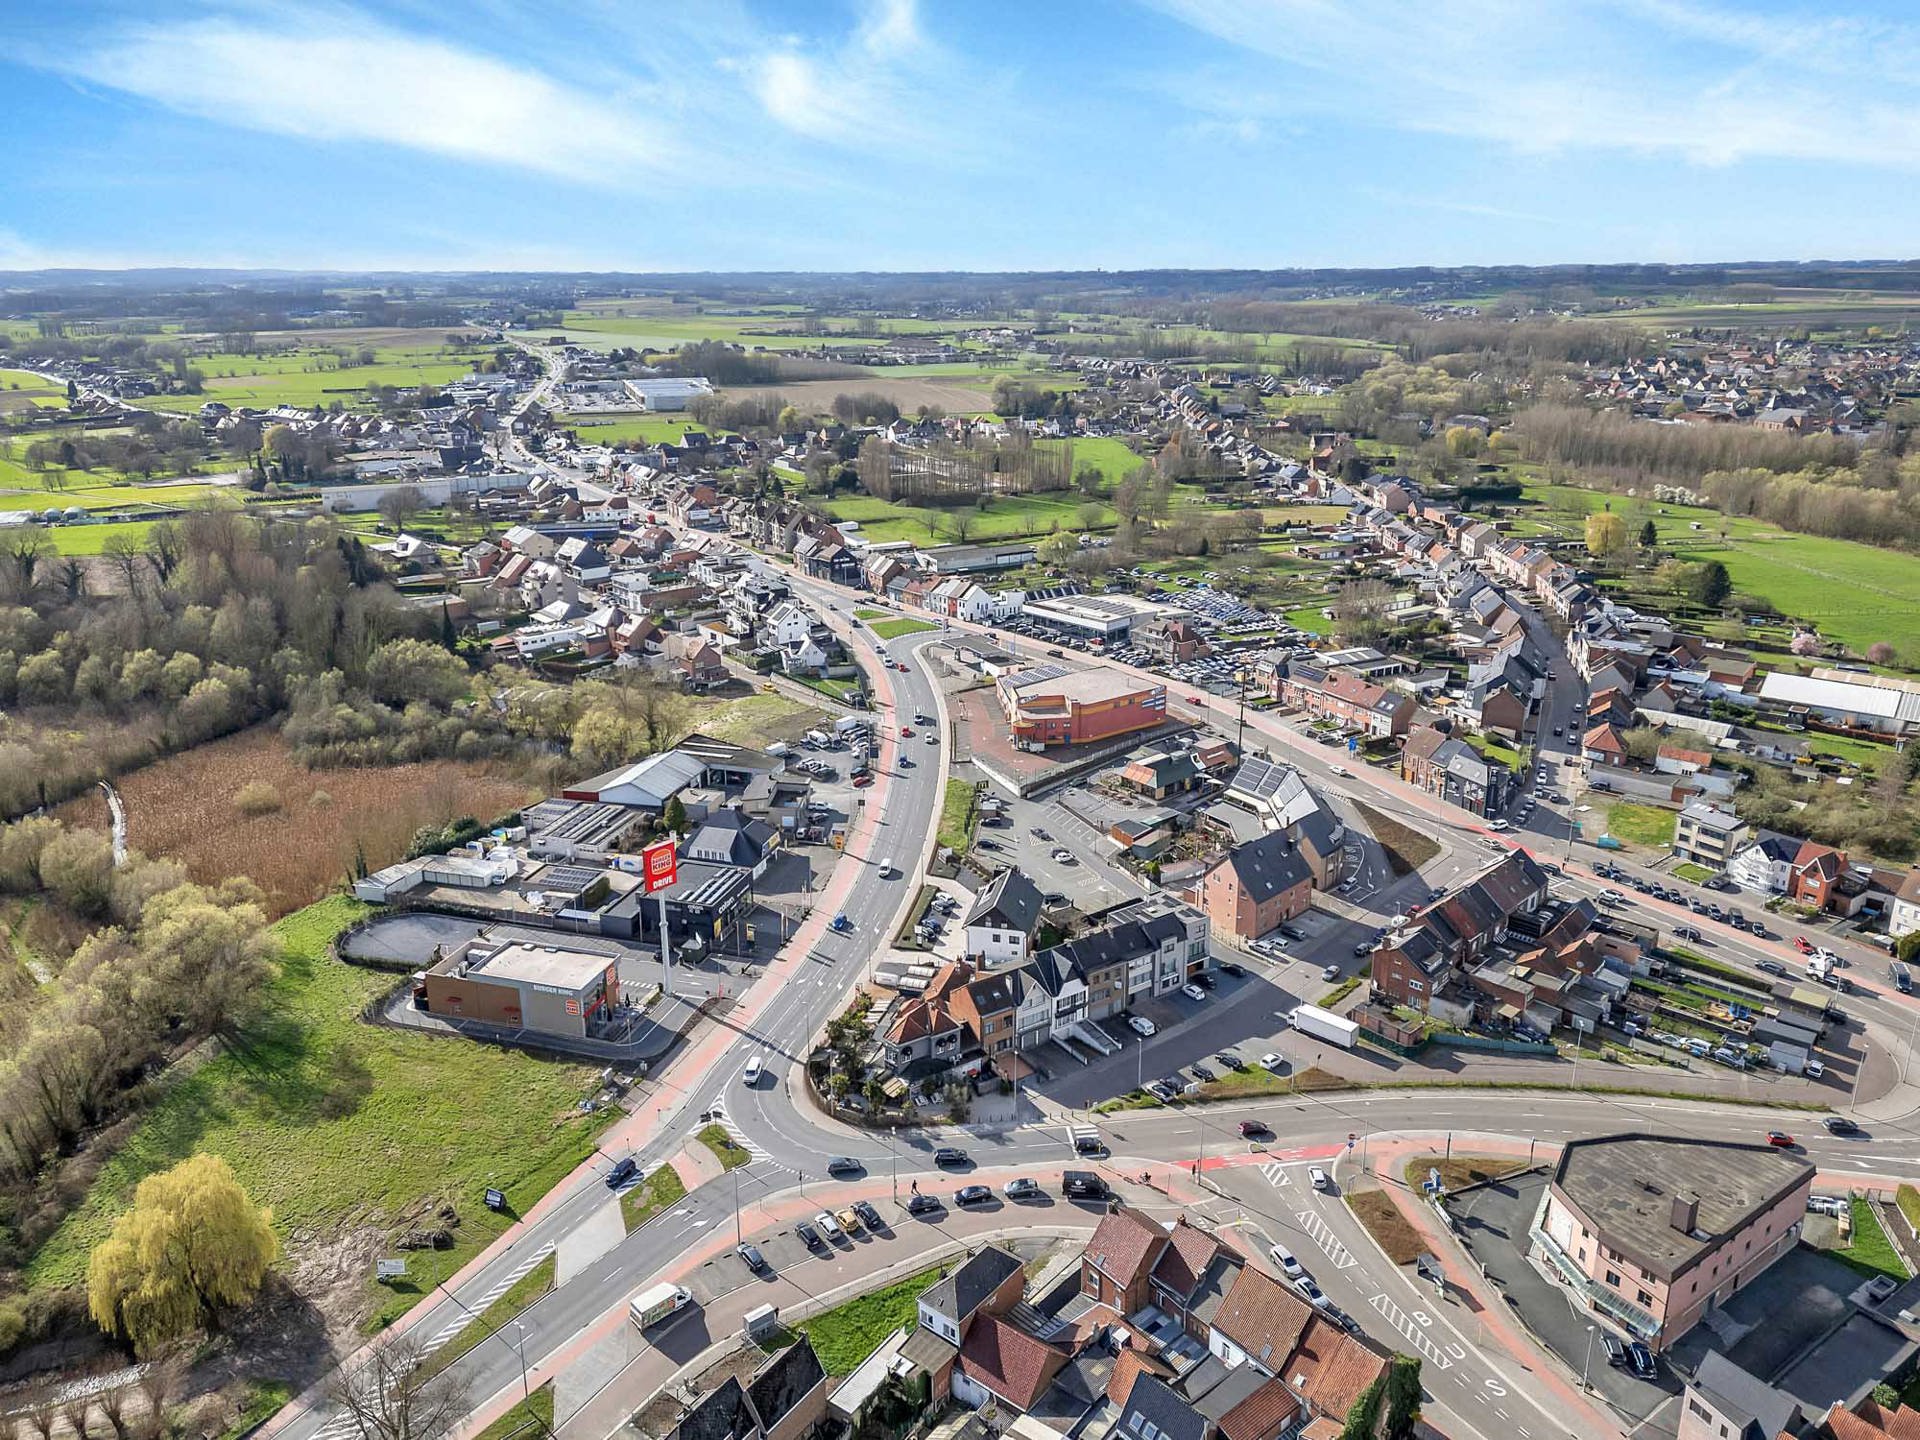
[1446,1170,1681,1423]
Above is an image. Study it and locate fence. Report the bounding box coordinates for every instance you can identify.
[1434,1033,1557,1057]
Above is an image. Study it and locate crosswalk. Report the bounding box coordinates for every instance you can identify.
[1260,1160,1294,1187]
[704,1102,772,1164]
[1368,1292,1453,1369]
[307,1239,558,1440]
[1294,1208,1357,1270]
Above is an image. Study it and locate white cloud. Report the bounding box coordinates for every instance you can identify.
[746,0,962,154]
[750,50,854,141]
[1146,0,1920,169]
[59,10,660,181]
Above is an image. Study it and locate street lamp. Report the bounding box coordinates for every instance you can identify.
[1580,1324,1596,1391]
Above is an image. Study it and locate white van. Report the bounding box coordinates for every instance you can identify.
[630,1283,694,1329]
[742,1056,764,1087]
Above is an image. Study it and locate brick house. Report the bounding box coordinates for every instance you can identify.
[1199,832,1315,942]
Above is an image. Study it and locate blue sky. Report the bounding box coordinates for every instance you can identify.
[3,0,1917,272]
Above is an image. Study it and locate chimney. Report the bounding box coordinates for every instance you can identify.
[1671,1193,1699,1234]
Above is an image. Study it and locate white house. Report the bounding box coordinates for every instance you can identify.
[1891,870,1920,939]
[1726,833,1800,895]
[964,868,1044,971]
[762,599,816,648]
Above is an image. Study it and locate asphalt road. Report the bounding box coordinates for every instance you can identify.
[273,411,1920,1440]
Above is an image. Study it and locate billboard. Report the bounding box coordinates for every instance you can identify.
[643,839,678,893]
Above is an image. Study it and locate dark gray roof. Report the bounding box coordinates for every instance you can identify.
[967,868,1044,936]
[1553,1134,1813,1282]
[1118,1374,1208,1440]
[670,1378,755,1440]
[1224,832,1313,905]
[746,1336,825,1434]
[1690,1353,1799,1440]
[923,1246,1023,1325]
[1178,1357,1268,1421]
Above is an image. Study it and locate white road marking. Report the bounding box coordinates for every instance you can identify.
[1295,1208,1357,1270]
[1370,1294,1452,1369]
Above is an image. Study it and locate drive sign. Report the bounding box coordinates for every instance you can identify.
[643,839,678,892]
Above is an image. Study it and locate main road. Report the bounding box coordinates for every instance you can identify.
[266,360,1920,1440]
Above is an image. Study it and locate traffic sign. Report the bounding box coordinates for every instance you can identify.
[484,1187,506,1211]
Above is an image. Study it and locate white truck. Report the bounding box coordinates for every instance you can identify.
[834,715,867,738]
[1806,954,1834,982]
[629,1282,694,1330]
[1290,1004,1359,1049]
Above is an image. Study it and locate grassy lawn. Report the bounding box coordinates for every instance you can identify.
[936,779,980,854]
[1672,862,1715,885]
[1467,734,1523,769]
[1803,731,1901,773]
[419,1254,555,1380]
[796,675,865,703]
[1346,1191,1422,1265]
[1284,603,1334,635]
[472,1384,553,1440]
[1835,1198,1909,1281]
[556,413,696,446]
[854,608,888,620]
[42,518,162,555]
[799,1266,943,1376]
[621,1165,688,1233]
[1036,436,1140,485]
[687,692,826,750]
[1402,1156,1517,1193]
[1194,1065,1356,1102]
[26,896,615,1332]
[869,617,937,640]
[1351,800,1443,874]
[824,491,1114,544]
[218,1381,296,1440]
[697,1124,752,1170]
[138,344,475,413]
[1605,802,1677,849]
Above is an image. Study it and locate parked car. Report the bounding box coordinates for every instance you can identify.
[1269,1244,1304,1280]
[795,1221,825,1251]
[1128,1015,1157,1037]
[814,1210,843,1240]
[853,1201,884,1231]
[736,1242,767,1271]
[1600,1332,1628,1367]
[1182,983,1208,1002]
[1627,1342,1657,1380]
[1004,1177,1041,1200]
[955,1185,992,1207]
[1261,1052,1286,1071]
[933,1147,969,1167]
[1322,963,1342,981]
[1220,962,1246,978]
[905,1193,941,1216]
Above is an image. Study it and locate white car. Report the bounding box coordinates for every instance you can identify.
[1269,1244,1305,1280]
[1050,848,1076,864]
[1490,819,1511,831]
[1806,1059,1826,1079]
[1329,764,1349,777]
[1182,983,1208,1002]
[878,863,897,879]
[1128,1015,1157,1037]
[1322,963,1342,982]
[814,1210,843,1239]
[1308,1166,1331,1191]
[1260,1051,1286,1071]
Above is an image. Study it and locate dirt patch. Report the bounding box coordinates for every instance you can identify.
[1346,1189,1423,1265]
[720,377,995,414]
[55,728,539,917]
[1401,1155,1518,1193]
[1351,800,1443,875]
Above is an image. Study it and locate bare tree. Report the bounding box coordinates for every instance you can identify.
[326,1333,472,1440]
[94,1376,134,1440]
[132,1348,186,1440]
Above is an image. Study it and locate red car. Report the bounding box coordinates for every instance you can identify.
[1238,1120,1272,1139]
[852,773,874,788]
[1794,936,1814,955]
[900,726,913,738]
[1766,1131,1795,1148]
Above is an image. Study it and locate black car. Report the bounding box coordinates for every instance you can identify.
[1190,1063,1216,1083]
[852,1201,884,1231]
[827,1156,862,1177]
[606,1157,638,1188]
[955,1184,992,1206]
[1279,925,1307,942]
[905,1193,942,1216]
[1825,1115,1861,1136]
[737,1242,767,1272]
[1626,1342,1657,1380]
[1730,913,1749,930]
[933,1147,969,1167]
[1192,972,1216,990]
[796,1221,825,1250]
[1756,960,1787,977]
[1219,962,1246,978]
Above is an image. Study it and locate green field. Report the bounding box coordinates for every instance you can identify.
[27,896,614,1329]
[0,368,66,409]
[826,491,1113,544]
[557,413,699,446]
[46,519,164,555]
[1605,802,1677,849]
[869,617,937,640]
[1514,479,1920,662]
[799,1266,943,1375]
[1036,436,1140,485]
[139,344,475,413]
[937,779,980,854]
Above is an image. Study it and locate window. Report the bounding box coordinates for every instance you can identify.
[1604,1270,1620,1288]
[1687,1400,1712,1423]
[1637,1289,1653,1306]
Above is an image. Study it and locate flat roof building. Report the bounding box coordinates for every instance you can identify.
[421,936,619,1039]
[997,665,1168,750]
[1532,1133,1813,1350]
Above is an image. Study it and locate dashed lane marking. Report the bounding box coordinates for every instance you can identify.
[420,1241,556,1353]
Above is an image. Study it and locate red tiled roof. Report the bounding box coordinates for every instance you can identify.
[1583,723,1626,753]
[1213,1266,1312,1365]
[1283,1320,1388,1421]
[1104,1346,1173,1407]
[956,1315,1067,1411]
[1084,1206,1167,1294]
[1151,1219,1224,1298]
[1217,1379,1303,1440]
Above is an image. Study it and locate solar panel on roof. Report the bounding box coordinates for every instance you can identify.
[539,865,603,893]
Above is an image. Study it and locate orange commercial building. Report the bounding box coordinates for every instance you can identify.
[997,665,1167,749]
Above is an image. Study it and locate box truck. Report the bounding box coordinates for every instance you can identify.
[629,1283,694,1330]
[1290,1004,1359,1049]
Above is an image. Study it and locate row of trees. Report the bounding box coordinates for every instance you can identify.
[856,433,1076,503]
[0,819,276,1194]
[1510,403,1858,485]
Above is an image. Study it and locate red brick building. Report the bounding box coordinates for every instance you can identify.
[1198,832,1316,941]
[998,666,1168,749]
